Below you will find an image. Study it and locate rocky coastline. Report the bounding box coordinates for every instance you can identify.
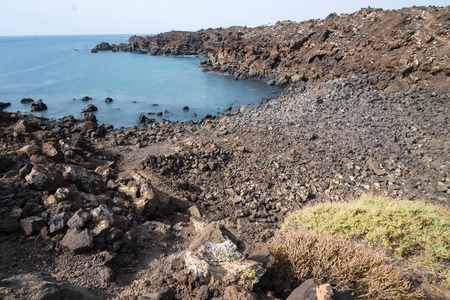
[1,5,449,300]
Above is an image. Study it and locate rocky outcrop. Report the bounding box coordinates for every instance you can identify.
[94,6,449,91]
[83,104,98,112]
[183,222,268,289]
[20,98,35,104]
[0,102,11,110]
[91,42,112,52]
[30,99,48,112]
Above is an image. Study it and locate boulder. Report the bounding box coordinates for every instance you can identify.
[62,165,105,194]
[20,98,35,103]
[184,222,266,288]
[79,121,98,133]
[61,228,94,254]
[105,97,113,103]
[183,106,189,111]
[90,205,115,237]
[16,144,40,157]
[67,208,92,229]
[0,273,96,300]
[0,102,11,109]
[49,213,69,233]
[138,114,155,124]
[25,165,65,193]
[42,142,62,160]
[20,216,46,235]
[287,278,334,300]
[83,113,97,123]
[80,96,92,101]
[30,99,47,112]
[6,119,30,135]
[91,42,112,52]
[83,104,97,112]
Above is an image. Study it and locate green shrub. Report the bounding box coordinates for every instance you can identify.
[283,196,449,277]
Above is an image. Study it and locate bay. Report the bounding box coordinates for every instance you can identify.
[0,35,281,128]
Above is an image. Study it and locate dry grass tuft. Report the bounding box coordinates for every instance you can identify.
[269,230,423,300]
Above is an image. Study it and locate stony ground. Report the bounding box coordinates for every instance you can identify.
[1,75,448,299]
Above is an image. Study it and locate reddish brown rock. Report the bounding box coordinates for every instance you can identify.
[25,165,65,193]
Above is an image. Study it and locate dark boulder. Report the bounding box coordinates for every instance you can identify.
[81,96,92,101]
[183,106,189,111]
[61,228,94,254]
[20,216,46,236]
[30,99,48,112]
[105,97,113,103]
[137,114,155,124]
[83,112,97,123]
[0,102,11,109]
[20,98,34,103]
[91,42,112,52]
[83,104,97,112]
[25,165,65,193]
[49,213,69,233]
[79,121,98,134]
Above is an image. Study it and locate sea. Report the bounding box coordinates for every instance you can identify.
[0,35,281,128]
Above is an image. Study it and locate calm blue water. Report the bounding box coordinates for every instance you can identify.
[0,35,281,128]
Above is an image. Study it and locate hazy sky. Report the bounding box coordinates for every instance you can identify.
[0,0,448,36]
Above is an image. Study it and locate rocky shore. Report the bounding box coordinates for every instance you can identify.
[92,6,449,92]
[1,5,449,300]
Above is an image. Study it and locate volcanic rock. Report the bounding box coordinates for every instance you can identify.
[49,213,69,233]
[184,222,266,288]
[83,104,98,112]
[67,209,92,230]
[62,165,105,194]
[61,228,94,254]
[25,165,64,193]
[20,98,34,103]
[0,102,11,110]
[30,99,47,112]
[20,216,46,235]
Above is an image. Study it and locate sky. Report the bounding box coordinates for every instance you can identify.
[0,0,448,36]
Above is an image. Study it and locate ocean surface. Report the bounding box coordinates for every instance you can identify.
[0,35,281,128]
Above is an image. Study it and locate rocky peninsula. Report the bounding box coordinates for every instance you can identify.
[1,5,449,300]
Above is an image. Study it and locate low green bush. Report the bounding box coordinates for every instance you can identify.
[283,196,449,278]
